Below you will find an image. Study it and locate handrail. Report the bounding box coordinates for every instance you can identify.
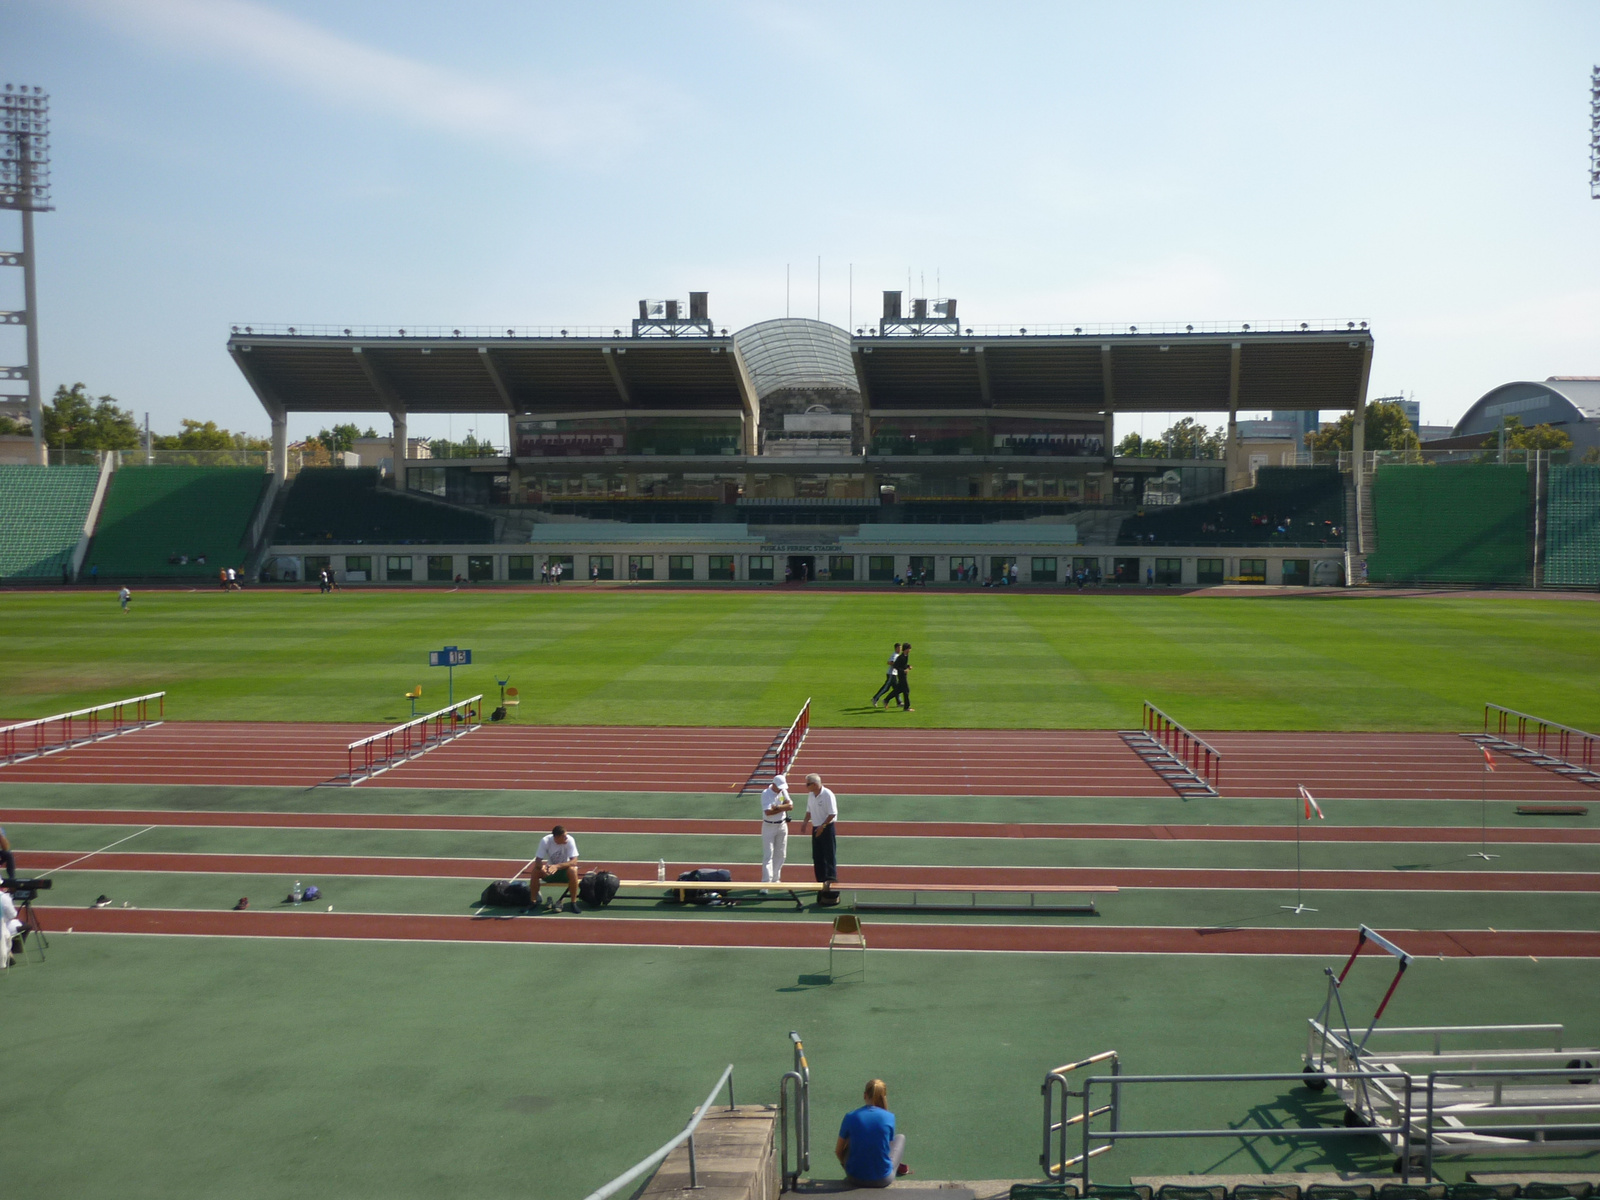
[580,1064,734,1200]
[779,1031,811,1190]
[0,692,166,766]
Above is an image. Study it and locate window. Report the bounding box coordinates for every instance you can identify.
[1239,558,1266,584]
[507,555,535,581]
[708,555,735,581]
[1196,558,1224,586]
[748,555,775,581]
[908,555,935,581]
[669,555,695,581]
[628,554,654,581]
[427,555,454,582]
[343,555,372,582]
[1030,557,1058,583]
[1154,558,1182,585]
[868,555,895,582]
[1282,559,1310,587]
[385,555,413,582]
[828,555,854,581]
[468,555,494,582]
[304,555,331,581]
[589,555,614,581]
[1112,557,1140,584]
[949,555,977,582]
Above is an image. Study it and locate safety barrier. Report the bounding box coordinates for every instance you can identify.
[0,692,166,767]
[779,1031,811,1190]
[1041,1050,1120,1182]
[737,698,812,795]
[579,1064,734,1200]
[339,694,482,785]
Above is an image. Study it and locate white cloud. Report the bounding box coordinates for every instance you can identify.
[72,0,638,152]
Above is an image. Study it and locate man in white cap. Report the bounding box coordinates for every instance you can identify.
[759,773,794,885]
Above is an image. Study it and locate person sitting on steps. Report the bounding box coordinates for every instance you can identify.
[837,1078,909,1187]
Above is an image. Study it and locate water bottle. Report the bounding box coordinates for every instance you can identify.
[656,859,666,883]
[292,880,303,904]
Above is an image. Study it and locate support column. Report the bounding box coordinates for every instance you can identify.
[391,410,407,489]
[21,205,45,464]
[270,411,288,483]
[1099,344,1116,462]
[1351,340,1373,556]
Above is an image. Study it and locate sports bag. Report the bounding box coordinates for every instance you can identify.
[480,879,533,907]
[670,867,733,904]
[578,870,621,907]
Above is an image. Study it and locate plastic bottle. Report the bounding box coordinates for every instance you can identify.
[292,880,303,904]
[657,859,666,883]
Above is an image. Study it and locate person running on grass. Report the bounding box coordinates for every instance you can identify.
[889,643,912,711]
[118,586,131,613]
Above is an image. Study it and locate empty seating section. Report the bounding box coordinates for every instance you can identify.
[0,464,100,579]
[276,468,493,544]
[1544,464,1600,587]
[1117,466,1345,546]
[1367,464,1530,586]
[88,466,268,578]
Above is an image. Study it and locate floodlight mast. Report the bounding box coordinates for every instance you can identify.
[1,84,52,465]
[1591,66,1600,200]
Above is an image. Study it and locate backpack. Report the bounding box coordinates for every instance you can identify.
[669,868,732,905]
[578,870,621,908]
[302,885,321,902]
[479,879,532,907]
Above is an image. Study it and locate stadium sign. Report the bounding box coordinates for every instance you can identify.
[429,647,472,667]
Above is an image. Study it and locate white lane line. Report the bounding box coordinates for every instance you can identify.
[36,825,158,877]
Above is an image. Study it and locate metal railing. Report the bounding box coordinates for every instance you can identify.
[779,1031,811,1190]
[233,323,640,341]
[1482,704,1600,773]
[1423,1066,1600,1175]
[0,692,165,766]
[339,695,483,785]
[580,1064,735,1200]
[1142,701,1223,792]
[1042,1051,1120,1182]
[861,320,1370,338]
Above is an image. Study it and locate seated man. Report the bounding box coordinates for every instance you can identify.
[836,1078,907,1188]
[0,881,21,968]
[530,825,581,913]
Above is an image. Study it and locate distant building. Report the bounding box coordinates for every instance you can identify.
[1427,378,1600,453]
[1270,410,1320,447]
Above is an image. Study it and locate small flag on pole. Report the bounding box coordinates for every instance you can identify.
[1300,785,1324,820]
[1482,747,1496,772]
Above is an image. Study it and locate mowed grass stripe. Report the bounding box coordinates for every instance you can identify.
[2,590,1598,729]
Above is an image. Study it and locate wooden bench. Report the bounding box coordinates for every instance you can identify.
[615,879,1117,914]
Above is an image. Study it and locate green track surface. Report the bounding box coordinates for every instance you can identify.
[7,936,1599,1200]
[2,589,1598,729]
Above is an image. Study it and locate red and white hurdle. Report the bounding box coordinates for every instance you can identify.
[0,692,166,767]
[337,694,483,786]
[736,698,811,795]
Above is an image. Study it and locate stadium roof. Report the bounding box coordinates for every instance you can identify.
[228,315,1373,421]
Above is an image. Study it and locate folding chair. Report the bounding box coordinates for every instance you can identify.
[828,914,866,981]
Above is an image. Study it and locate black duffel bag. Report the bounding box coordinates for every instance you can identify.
[578,870,621,907]
[480,879,532,907]
[669,868,733,905]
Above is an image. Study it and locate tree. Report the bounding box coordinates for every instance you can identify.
[1158,417,1224,459]
[1304,400,1418,456]
[315,423,377,454]
[152,419,270,453]
[429,433,500,459]
[1481,416,1573,454]
[42,383,140,451]
[0,413,29,436]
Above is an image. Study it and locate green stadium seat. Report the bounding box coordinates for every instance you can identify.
[1367,464,1530,586]
[1232,1187,1300,1200]
[1305,1186,1375,1200]
[1519,1185,1592,1200]
[1158,1185,1227,1200]
[1444,1186,1517,1200]
[87,466,267,579]
[1086,1187,1153,1200]
[1544,464,1600,587]
[1117,467,1345,548]
[0,464,101,579]
[275,468,493,545]
[1379,1185,1446,1200]
[1009,1184,1079,1200]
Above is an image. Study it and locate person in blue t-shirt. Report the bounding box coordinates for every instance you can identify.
[836,1078,907,1187]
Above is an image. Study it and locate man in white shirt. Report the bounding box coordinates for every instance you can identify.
[759,773,794,884]
[529,825,582,912]
[802,773,839,885]
[0,882,20,968]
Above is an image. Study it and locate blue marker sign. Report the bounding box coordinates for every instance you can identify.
[428,646,472,704]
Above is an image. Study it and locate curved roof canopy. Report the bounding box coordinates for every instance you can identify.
[733,318,858,398]
[1452,378,1600,438]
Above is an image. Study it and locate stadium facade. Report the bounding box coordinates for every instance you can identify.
[228,294,1375,586]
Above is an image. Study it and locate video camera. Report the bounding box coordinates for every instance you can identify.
[2,877,51,904]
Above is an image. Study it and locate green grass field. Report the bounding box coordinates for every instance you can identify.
[2,588,1598,729]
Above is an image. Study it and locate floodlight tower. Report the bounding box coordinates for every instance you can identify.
[1591,66,1600,199]
[1,84,52,465]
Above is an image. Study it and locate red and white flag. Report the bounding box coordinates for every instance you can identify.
[1482,747,1496,772]
[1299,785,1324,820]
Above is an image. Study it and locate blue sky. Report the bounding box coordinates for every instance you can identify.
[4,0,1599,445]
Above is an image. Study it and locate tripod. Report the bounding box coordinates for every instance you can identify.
[14,898,48,962]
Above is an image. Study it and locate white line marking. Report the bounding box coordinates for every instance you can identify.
[36,825,156,877]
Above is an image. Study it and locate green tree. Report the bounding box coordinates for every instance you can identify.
[315,423,377,454]
[1304,399,1418,456]
[152,419,270,453]
[1482,416,1573,454]
[0,413,29,436]
[428,433,500,459]
[42,383,140,451]
[1158,417,1224,459]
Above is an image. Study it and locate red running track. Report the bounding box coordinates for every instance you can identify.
[19,850,1599,893]
[1,722,1595,799]
[6,807,1596,845]
[47,906,1600,957]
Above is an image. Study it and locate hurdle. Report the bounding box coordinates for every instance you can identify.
[736,698,811,795]
[1118,701,1221,797]
[0,692,166,767]
[1464,703,1600,788]
[334,694,483,785]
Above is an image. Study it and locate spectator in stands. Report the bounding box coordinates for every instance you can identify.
[803,773,839,885]
[529,825,582,913]
[836,1078,908,1187]
[118,586,131,613]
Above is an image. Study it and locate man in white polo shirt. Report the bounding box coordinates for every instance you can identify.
[759,773,794,885]
[530,824,582,912]
[802,773,839,885]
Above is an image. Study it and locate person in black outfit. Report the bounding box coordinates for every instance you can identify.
[871,643,901,708]
[890,644,912,711]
